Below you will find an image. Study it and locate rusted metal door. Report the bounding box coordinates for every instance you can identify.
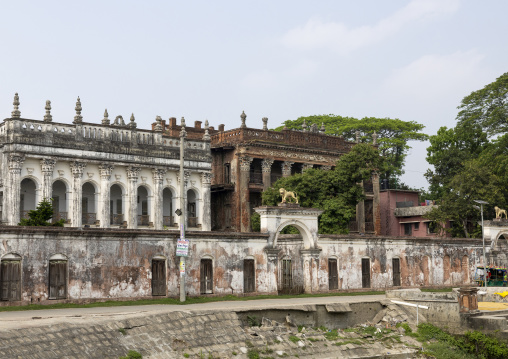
[244,259,255,293]
[200,259,213,294]
[392,258,401,287]
[362,258,371,288]
[328,259,338,290]
[1,261,21,301]
[281,259,293,290]
[152,260,166,296]
[49,261,67,300]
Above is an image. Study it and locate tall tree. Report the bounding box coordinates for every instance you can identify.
[275,116,427,183]
[261,143,383,234]
[456,72,508,136]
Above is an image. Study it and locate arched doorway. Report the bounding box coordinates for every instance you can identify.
[162,188,174,227]
[20,178,37,220]
[137,185,150,226]
[110,184,124,225]
[187,189,198,228]
[1,253,22,301]
[52,180,68,224]
[82,182,97,225]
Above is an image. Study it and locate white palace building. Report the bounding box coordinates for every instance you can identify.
[0,94,212,230]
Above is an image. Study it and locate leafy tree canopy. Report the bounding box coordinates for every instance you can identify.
[18,199,65,227]
[456,72,508,136]
[274,115,427,183]
[261,143,383,234]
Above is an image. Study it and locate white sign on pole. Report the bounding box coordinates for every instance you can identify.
[176,239,189,257]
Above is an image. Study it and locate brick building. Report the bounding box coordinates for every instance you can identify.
[207,112,381,233]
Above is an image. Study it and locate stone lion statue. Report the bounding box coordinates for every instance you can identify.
[495,206,507,219]
[279,188,298,204]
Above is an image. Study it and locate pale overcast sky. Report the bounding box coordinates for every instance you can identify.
[1,0,507,189]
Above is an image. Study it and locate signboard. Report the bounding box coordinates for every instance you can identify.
[176,239,189,257]
[179,261,185,275]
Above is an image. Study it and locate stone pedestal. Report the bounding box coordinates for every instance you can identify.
[458,288,479,313]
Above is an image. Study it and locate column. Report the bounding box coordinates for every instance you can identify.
[152,168,167,230]
[261,158,274,191]
[281,161,293,177]
[69,161,87,227]
[372,172,381,235]
[40,158,56,200]
[7,154,25,225]
[126,166,141,229]
[302,163,313,173]
[239,155,253,232]
[201,172,212,231]
[264,248,280,294]
[98,164,114,228]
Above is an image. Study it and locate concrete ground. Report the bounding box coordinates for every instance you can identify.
[0,294,386,331]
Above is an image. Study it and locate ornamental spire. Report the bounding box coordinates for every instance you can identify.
[154,116,163,132]
[73,96,83,124]
[240,111,247,128]
[43,100,52,122]
[180,117,187,138]
[129,113,137,128]
[203,119,210,141]
[102,109,110,125]
[11,93,20,118]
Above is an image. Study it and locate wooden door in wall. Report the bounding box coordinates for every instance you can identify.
[392,258,401,287]
[200,259,213,294]
[281,259,293,291]
[0,261,21,301]
[49,261,67,300]
[244,259,255,293]
[152,260,166,296]
[328,259,338,290]
[362,258,371,288]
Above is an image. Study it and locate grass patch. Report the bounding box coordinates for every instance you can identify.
[119,350,142,359]
[247,348,260,359]
[335,340,363,346]
[0,291,385,312]
[289,335,300,344]
[324,329,339,341]
[118,328,127,335]
[307,338,320,342]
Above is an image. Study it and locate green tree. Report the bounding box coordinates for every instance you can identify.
[262,143,383,234]
[275,115,427,183]
[18,199,65,227]
[456,72,508,136]
[425,159,503,238]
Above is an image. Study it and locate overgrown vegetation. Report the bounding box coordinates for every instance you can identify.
[18,198,65,226]
[119,350,142,359]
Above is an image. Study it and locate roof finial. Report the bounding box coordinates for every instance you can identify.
[320,122,326,133]
[180,117,187,138]
[102,109,110,125]
[43,100,52,122]
[73,96,83,124]
[203,119,210,141]
[372,131,378,145]
[240,111,247,128]
[129,113,137,128]
[262,117,268,131]
[154,116,162,132]
[355,130,361,143]
[11,93,20,118]
[302,119,307,132]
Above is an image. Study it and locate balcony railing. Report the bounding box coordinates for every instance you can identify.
[82,212,96,225]
[249,171,263,184]
[188,217,198,228]
[163,216,175,227]
[53,212,68,224]
[365,222,375,232]
[110,214,124,225]
[138,215,150,226]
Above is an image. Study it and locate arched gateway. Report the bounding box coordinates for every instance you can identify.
[255,204,323,294]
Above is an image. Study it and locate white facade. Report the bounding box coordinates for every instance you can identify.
[0,95,212,230]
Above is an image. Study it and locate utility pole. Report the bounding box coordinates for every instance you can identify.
[179,117,187,302]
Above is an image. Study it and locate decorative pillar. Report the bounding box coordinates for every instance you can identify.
[69,161,87,227]
[152,168,167,230]
[302,163,313,173]
[239,155,253,232]
[7,154,25,225]
[201,172,212,231]
[281,161,293,177]
[40,158,56,200]
[126,166,141,229]
[300,249,322,293]
[261,158,274,191]
[98,164,114,228]
[262,117,268,131]
[265,248,281,294]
